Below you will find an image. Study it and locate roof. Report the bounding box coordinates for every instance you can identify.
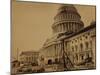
[58,4,77,13]
[20,51,39,56]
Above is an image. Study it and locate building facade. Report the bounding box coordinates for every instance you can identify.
[20,51,39,65]
[39,4,96,69]
[63,22,96,67]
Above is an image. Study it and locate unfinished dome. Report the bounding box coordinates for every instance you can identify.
[52,4,84,35]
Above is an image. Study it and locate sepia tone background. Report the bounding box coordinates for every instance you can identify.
[12,1,96,59]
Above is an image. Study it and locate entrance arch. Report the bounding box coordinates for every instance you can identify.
[48,59,52,64]
[55,58,59,63]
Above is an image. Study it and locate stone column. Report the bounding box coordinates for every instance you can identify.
[56,43,58,56]
[67,22,69,32]
[69,22,70,32]
[57,44,58,57]
[77,39,80,64]
[62,23,64,31]
[57,26,58,33]
[60,24,61,32]
[65,23,67,32]
[59,24,60,32]
[72,22,74,32]
[59,24,62,32]
[55,26,57,33]
[58,43,60,55]
[63,23,65,32]
[58,24,59,32]
[74,22,76,32]
[58,43,60,59]
[54,26,56,33]
[55,44,56,56]
[66,23,68,32]
[76,23,78,31]
[61,23,63,32]
[70,23,72,32]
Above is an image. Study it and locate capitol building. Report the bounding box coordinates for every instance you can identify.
[39,4,96,70]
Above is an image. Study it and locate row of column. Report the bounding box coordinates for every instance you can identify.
[53,22,82,34]
[24,56,34,63]
[55,13,80,23]
[55,43,62,58]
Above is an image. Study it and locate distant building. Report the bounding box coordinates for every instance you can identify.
[40,4,96,69]
[20,51,39,65]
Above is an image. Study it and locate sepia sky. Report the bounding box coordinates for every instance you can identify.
[12,1,96,59]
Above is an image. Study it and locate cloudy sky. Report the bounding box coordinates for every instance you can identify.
[12,1,96,59]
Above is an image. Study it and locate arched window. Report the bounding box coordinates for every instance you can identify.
[76,54,78,60]
[86,53,90,58]
[75,45,78,51]
[55,58,59,63]
[80,43,83,51]
[48,59,52,65]
[90,41,92,48]
[85,36,88,39]
[72,46,74,52]
[85,42,89,50]
[81,55,84,60]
